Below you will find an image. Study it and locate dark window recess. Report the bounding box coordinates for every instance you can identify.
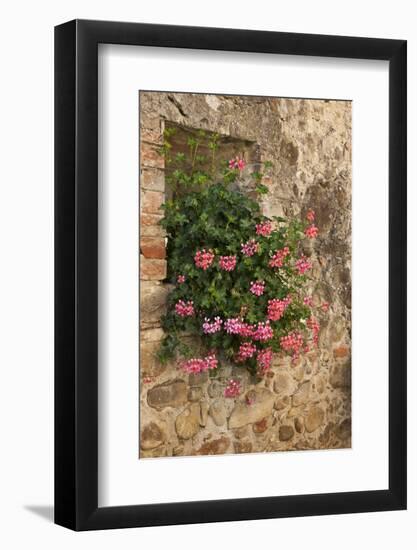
[163,121,261,200]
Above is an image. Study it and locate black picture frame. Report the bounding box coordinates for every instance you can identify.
[55,19,407,531]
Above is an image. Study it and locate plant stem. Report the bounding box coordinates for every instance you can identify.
[191,141,199,176]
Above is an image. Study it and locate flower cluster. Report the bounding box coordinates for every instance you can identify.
[228,157,246,171]
[267,295,292,321]
[194,248,215,270]
[280,330,304,359]
[202,316,223,334]
[250,280,265,296]
[303,295,313,306]
[295,255,312,275]
[239,321,256,338]
[177,274,186,284]
[256,221,272,237]
[222,317,257,338]
[175,300,194,317]
[224,317,246,335]
[257,348,273,373]
[204,353,218,371]
[305,224,319,239]
[235,342,257,363]
[180,353,218,374]
[253,320,273,342]
[224,378,241,398]
[269,246,290,268]
[306,209,315,223]
[241,239,259,257]
[307,316,320,346]
[219,255,237,272]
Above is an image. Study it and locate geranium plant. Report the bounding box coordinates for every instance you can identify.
[157,127,322,379]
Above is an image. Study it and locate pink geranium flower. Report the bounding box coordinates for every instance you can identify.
[194,248,215,270]
[202,316,223,334]
[239,322,256,338]
[307,316,320,346]
[253,321,273,342]
[256,221,272,237]
[250,280,265,296]
[177,274,186,284]
[223,318,256,338]
[224,317,245,335]
[241,239,259,257]
[175,300,194,317]
[180,353,218,374]
[306,209,315,223]
[305,224,319,238]
[267,296,291,321]
[257,348,273,373]
[228,157,246,171]
[235,342,257,363]
[280,330,304,359]
[295,255,312,275]
[224,379,241,398]
[269,246,290,268]
[219,255,237,272]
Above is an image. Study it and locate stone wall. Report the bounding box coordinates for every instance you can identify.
[139,91,352,457]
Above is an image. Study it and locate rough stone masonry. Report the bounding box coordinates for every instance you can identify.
[139,91,352,458]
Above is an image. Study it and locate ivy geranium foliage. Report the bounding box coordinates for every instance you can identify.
[157,127,322,387]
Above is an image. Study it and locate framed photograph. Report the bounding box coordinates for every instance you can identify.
[55,19,406,530]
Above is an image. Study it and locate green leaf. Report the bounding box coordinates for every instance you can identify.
[251,171,263,182]
[256,184,269,195]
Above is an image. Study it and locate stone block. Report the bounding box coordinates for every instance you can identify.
[305,406,325,433]
[175,403,201,439]
[147,379,187,410]
[329,363,351,388]
[140,237,166,259]
[140,213,165,237]
[229,388,274,429]
[140,142,164,169]
[333,344,350,359]
[195,436,231,455]
[140,256,167,280]
[141,327,164,343]
[140,422,165,450]
[140,167,165,192]
[279,425,295,441]
[140,281,170,325]
[140,340,167,378]
[141,190,164,214]
[140,127,162,144]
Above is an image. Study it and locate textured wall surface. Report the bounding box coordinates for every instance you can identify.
[139,91,352,458]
